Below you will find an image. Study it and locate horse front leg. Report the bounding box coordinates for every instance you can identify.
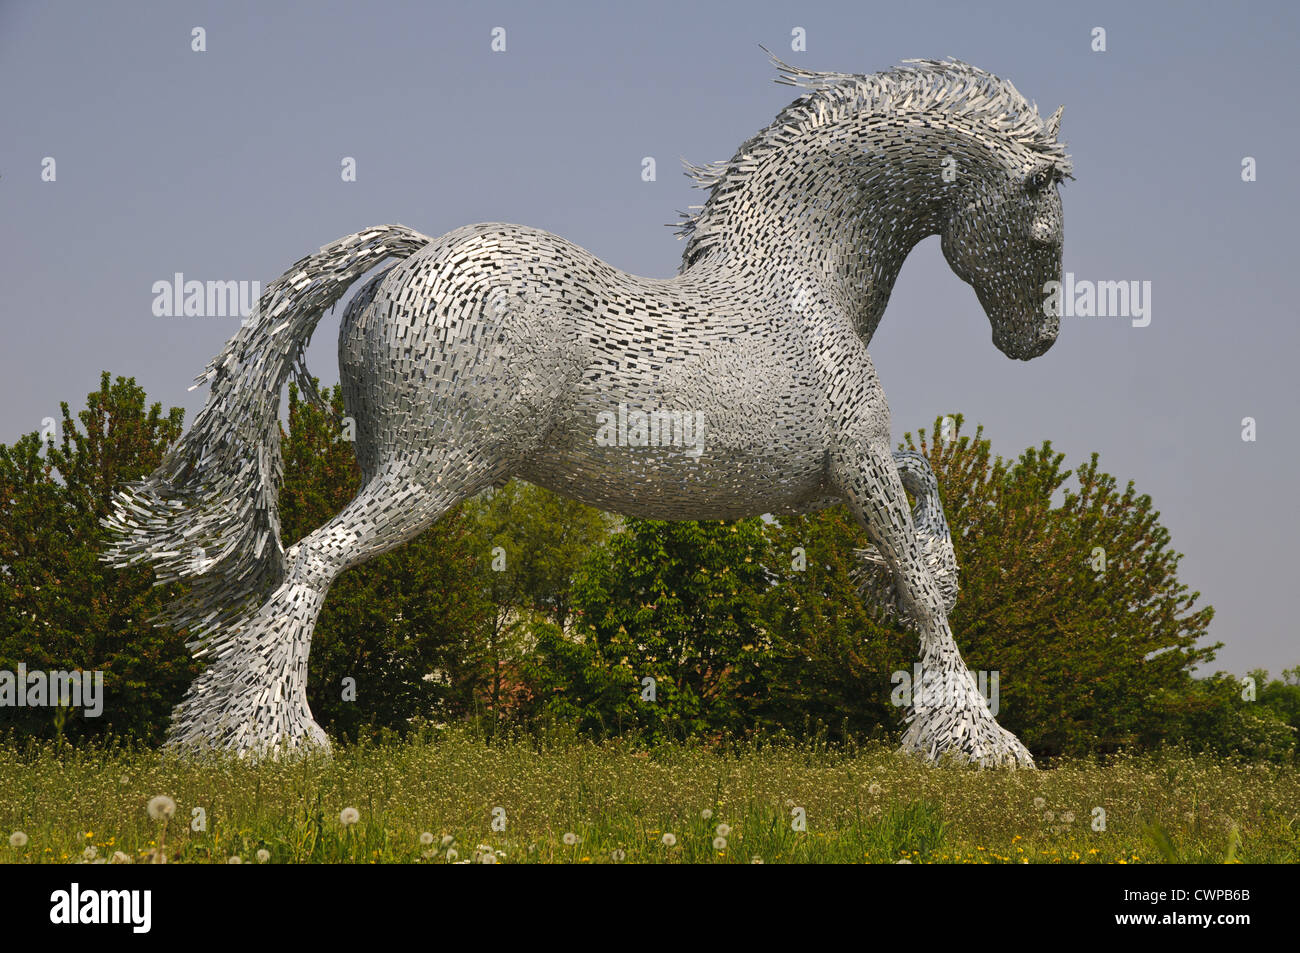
[830,440,1033,767]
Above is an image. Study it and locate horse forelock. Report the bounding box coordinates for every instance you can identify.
[675,54,1072,256]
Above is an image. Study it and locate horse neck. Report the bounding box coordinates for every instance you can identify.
[680,116,977,339]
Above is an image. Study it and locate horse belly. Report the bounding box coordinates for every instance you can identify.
[520,401,829,520]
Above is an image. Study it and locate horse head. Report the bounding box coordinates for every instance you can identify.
[941,104,1070,361]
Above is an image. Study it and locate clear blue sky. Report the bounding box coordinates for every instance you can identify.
[2,0,1296,676]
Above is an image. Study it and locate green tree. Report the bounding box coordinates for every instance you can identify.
[758,507,912,741]
[460,479,614,730]
[0,373,193,744]
[527,518,773,741]
[1257,667,1300,739]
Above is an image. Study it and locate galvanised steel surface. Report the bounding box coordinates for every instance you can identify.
[104,55,1070,765]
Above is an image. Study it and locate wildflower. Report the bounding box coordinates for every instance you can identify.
[896,859,912,864]
[479,852,498,864]
[701,808,713,820]
[713,836,727,850]
[611,848,626,862]
[1032,797,1045,810]
[661,833,677,847]
[440,834,454,848]
[446,848,458,861]
[751,856,764,864]
[868,783,882,796]
[716,823,731,837]
[339,807,360,827]
[8,831,27,848]
[563,832,578,846]
[1061,812,1075,824]
[419,832,434,846]
[256,849,271,863]
[110,851,132,864]
[227,855,242,864]
[83,846,98,861]
[1044,811,1055,822]
[147,795,176,821]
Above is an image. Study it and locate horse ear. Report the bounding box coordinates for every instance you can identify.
[1046,105,1064,139]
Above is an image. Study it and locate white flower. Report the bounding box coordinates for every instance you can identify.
[1044,811,1055,822]
[611,848,626,862]
[446,848,458,861]
[751,856,764,864]
[562,832,578,846]
[701,808,713,820]
[147,795,176,821]
[440,834,455,848]
[713,836,727,850]
[8,831,28,848]
[83,845,98,861]
[1061,812,1075,824]
[661,833,677,847]
[868,783,882,796]
[716,823,731,837]
[110,851,132,864]
[339,807,360,827]
[896,858,913,864]
[479,852,498,864]
[227,855,242,864]
[419,832,434,846]
[256,849,270,863]
[1032,797,1046,810]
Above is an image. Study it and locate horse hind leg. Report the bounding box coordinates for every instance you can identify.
[164,456,495,757]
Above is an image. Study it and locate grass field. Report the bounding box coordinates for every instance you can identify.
[2,728,1296,864]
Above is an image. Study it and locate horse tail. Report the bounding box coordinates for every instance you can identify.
[854,449,959,625]
[101,224,432,639]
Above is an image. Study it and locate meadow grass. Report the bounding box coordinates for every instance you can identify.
[1,728,1296,864]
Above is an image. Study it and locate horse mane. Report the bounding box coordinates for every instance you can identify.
[675,51,1073,260]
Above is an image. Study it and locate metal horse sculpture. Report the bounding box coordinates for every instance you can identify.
[104,56,1070,766]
